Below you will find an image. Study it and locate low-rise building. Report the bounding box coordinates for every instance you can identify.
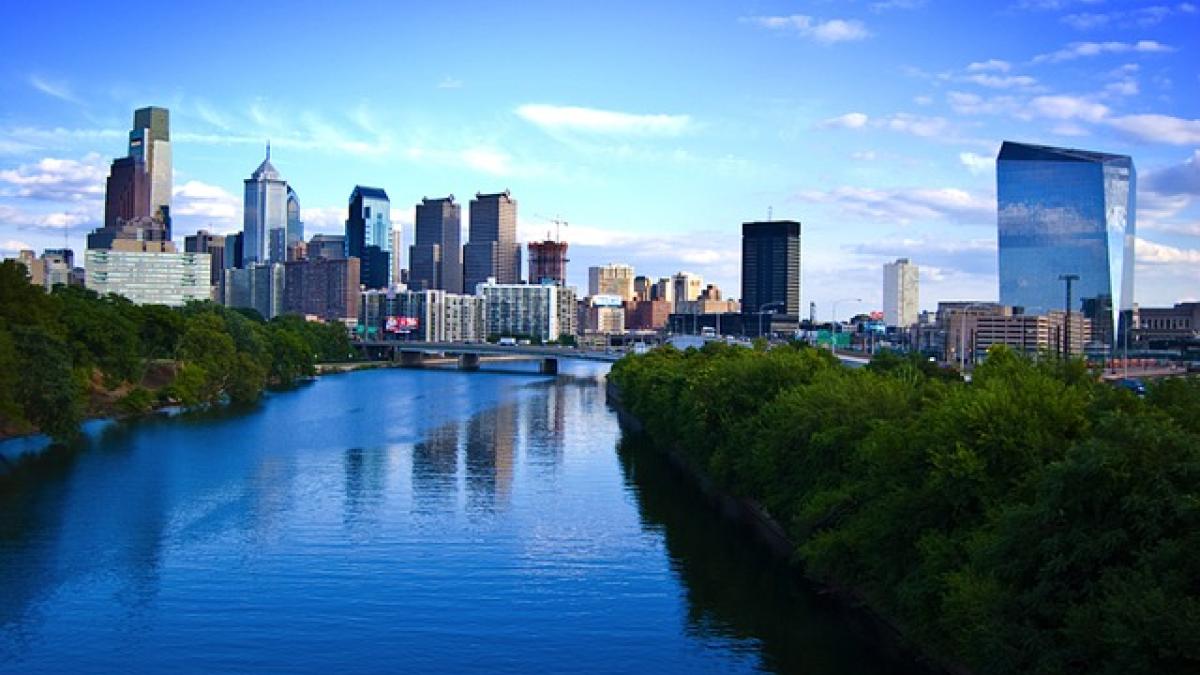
[84,249,211,306]
[584,295,625,335]
[360,289,486,343]
[1134,302,1200,348]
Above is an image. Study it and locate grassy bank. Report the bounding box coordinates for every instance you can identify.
[609,341,1200,675]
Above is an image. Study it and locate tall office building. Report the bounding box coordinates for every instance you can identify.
[741,220,802,322]
[528,240,569,285]
[588,263,635,300]
[390,228,404,286]
[224,232,244,269]
[883,258,919,327]
[345,186,391,288]
[243,144,289,265]
[997,141,1135,347]
[410,195,463,293]
[287,186,304,245]
[128,106,172,233]
[91,106,171,249]
[464,190,520,291]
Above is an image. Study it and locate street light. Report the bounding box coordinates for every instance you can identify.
[830,298,862,352]
[758,301,784,339]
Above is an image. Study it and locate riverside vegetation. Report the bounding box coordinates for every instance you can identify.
[609,341,1200,675]
[0,260,353,442]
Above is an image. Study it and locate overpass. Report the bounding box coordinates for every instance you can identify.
[355,341,622,374]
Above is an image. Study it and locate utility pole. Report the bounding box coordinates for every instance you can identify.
[1059,274,1079,358]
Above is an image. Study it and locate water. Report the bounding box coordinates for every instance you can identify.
[0,362,920,674]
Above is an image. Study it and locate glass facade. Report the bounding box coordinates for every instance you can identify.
[996,141,1135,348]
[84,250,211,306]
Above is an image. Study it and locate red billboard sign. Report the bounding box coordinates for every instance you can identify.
[385,316,419,334]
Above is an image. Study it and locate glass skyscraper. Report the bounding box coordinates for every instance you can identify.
[243,144,289,265]
[996,141,1135,348]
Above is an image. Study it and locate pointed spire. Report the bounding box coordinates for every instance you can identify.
[266,139,271,160]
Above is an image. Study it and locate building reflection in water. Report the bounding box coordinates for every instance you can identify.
[342,447,387,531]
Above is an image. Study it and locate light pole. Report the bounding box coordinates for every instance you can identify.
[830,298,861,352]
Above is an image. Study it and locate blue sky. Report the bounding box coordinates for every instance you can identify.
[1,0,1197,313]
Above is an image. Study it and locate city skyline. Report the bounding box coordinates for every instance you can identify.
[0,1,1197,311]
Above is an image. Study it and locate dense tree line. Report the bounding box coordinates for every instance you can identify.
[610,342,1200,675]
[0,260,354,441]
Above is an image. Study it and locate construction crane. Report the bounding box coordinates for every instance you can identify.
[534,214,568,242]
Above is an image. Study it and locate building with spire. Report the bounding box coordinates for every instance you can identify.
[243,143,289,265]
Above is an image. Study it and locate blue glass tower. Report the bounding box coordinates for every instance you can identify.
[996,141,1135,348]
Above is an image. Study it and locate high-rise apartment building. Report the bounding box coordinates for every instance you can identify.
[224,263,285,319]
[243,144,289,265]
[883,258,919,327]
[528,240,569,286]
[478,281,572,342]
[997,141,1135,348]
[464,190,520,291]
[741,220,801,323]
[588,263,635,300]
[282,257,361,322]
[128,106,172,232]
[410,196,463,293]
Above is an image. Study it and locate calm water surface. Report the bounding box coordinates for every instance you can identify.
[0,363,920,674]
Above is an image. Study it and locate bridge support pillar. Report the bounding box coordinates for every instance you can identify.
[458,353,481,371]
[539,358,559,375]
[398,351,423,368]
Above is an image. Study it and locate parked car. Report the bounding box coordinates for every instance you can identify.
[498,337,517,346]
[1116,378,1147,396]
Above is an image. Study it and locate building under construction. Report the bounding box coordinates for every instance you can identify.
[528,240,569,286]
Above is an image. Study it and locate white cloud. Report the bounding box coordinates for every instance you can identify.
[793,185,994,225]
[0,153,107,202]
[1106,114,1200,145]
[820,112,870,129]
[171,180,240,233]
[28,75,81,104]
[437,76,463,89]
[516,104,691,136]
[962,73,1038,89]
[740,15,871,43]
[0,203,98,231]
[1032,40,1173,64]
[300,206,346,234]
[959,152,993,174]
[967,59,1012,73]
[1136,237,1200,265]
[1062,4,1197,30]
[880,113,950,138]
[1025,95,1110,122]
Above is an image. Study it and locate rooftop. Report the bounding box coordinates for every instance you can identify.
[998,141,1132,166]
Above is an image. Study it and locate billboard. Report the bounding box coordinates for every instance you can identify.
[385,316,419,334]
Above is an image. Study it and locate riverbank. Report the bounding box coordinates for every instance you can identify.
[606,377,944,675]
[607,343,1200,674]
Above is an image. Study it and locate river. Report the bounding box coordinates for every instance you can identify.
[0,362,921,674]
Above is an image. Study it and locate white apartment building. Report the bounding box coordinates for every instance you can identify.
[85,249,211,306]
[883,258,919,327]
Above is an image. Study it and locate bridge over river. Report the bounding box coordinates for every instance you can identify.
[355,341,623,374]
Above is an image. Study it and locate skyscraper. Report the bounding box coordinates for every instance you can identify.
[464,190,520,291]
[345,186,392,288]
[90,106,171,250]
[243,144,289,265]
[287,186,304,245]
[883,258,919,327]
[996,141,1135,347]
[671,271,704,312]
[741,220,801,324]
[410,195,463,293]
[128,106,172,233]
